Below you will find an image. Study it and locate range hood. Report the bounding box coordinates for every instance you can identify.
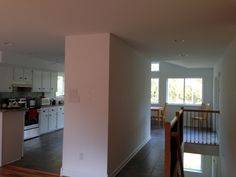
[12,83,32,88]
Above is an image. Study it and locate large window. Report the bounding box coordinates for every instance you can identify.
[56,73,65,97]
[151,78,159,104]
[184,153,202,173]
[167,78,202,105]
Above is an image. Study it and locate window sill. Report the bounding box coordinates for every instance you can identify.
[184,169,202,173]
[167,103,202,107]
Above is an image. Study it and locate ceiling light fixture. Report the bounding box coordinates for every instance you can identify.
[179,53,189,57]
[174,39,185,43]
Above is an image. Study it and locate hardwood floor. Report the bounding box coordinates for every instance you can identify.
[0,165,60,177]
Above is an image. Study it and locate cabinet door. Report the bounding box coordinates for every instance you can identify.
[50,72,58,93]
[48,108,57,131]
[57,106,64,129]
[42,71,51,92]
[32,70,42,92]
[39,109,49,134]
[13,68,24,82]
[23,69,33,84]
[0,66,13,92]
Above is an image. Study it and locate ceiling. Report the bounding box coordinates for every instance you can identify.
[0,0,236,68]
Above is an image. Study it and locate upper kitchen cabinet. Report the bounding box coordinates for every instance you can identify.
[0,66,13,92]
[42,71,51,92]
[32,70,42,92]
[32,70,52,92]
[50,72,58,93]
[13,68,33,84]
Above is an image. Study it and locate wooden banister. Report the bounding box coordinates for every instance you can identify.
[165,108,184,177]
[183,109,220,114]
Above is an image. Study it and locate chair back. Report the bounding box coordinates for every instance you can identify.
[161,103,168,118]
[201,103,211,119]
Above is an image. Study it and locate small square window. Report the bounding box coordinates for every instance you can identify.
[151,63,160,72]
[184,153,202,173]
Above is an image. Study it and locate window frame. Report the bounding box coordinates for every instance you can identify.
[166,78,203,105]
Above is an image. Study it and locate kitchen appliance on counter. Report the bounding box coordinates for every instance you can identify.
[41,97,51,106]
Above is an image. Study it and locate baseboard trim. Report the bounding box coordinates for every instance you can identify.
[108,136,151,177]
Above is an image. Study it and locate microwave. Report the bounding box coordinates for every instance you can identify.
[41,98,51,106]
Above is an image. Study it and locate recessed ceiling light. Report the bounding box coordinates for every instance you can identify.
[179,53,189,57]
[174,39,185,43]
[3,42,13,46]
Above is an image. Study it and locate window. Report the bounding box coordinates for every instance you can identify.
[167,78,202,105]
[184,153,202,173]
[151,63,160,72]
[151,78,159,104]
[56,73,64,97]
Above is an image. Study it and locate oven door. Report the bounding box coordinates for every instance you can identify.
[24,108,39,127]
[24,108,40,140]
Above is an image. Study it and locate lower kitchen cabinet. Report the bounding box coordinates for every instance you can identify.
[57,106,64,129]
[48,107,57,131]
[39,106,64,135]
[39,108,49,134]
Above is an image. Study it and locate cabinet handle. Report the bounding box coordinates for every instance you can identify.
[8,87,11,89]
[19,77,23,79]
[39,88,41,90]
[24,77,27,80]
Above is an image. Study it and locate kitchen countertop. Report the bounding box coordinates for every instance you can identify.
[39,104,64,109]
[0,108,27,112]
[0,104,64,112]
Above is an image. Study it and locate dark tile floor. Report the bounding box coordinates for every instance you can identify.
[116,127,164,177]
[11,126,164,177]
[12,129,63,174]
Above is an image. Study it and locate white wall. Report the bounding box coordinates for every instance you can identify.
[151,62,213,119]
[213,38,236,177]
[108,35,151,176]
[62,33,110,177]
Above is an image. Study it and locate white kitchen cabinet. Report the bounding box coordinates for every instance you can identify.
[50,72,58,93]
[39,106,64,135]
[42,71,51,92]
[39,108,49,134]
[0,66,13,92]
[23,68,33,84]
[32,70,42,92]
[57,106,64,129]
[13,68,24,82]
[48,107,57,131]
[13,68,32,84]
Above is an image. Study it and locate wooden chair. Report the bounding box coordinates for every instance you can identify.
[158,103,167,127]
[151,103,167,128]
[192,103,211,128]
